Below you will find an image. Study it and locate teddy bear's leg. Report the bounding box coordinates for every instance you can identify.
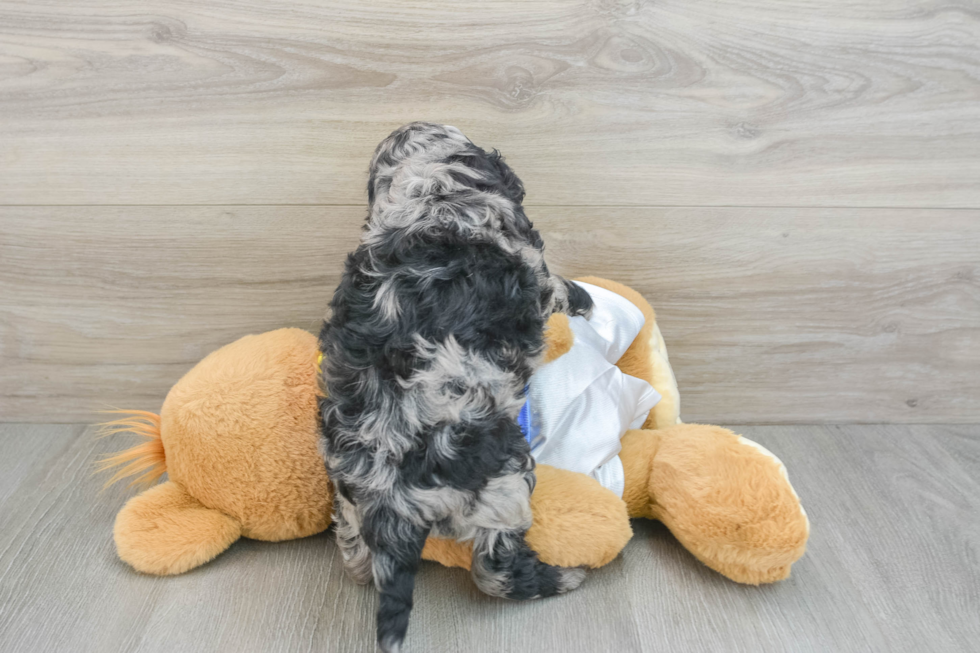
[114,480,242,575]
[620,425,809,584]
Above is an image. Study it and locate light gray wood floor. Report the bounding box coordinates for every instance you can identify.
[1,423,977,653]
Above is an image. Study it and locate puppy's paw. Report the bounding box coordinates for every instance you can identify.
[565,280,594,318]
[556,566,587,593]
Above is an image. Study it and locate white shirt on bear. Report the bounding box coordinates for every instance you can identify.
[519,282,661,498]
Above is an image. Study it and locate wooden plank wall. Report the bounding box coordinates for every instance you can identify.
[1,0,978,423]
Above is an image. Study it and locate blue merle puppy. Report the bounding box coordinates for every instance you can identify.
[318,122,593,652]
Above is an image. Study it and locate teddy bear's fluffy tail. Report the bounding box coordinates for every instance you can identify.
[95,410,167,488]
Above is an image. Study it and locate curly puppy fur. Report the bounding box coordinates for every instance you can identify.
[319,122,593,652]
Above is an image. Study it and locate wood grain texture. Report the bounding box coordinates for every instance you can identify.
[1,0,979,206]
[0,207,359,421]
[542,207,980,423]
[2,206,978,423]
[0,424,977,652]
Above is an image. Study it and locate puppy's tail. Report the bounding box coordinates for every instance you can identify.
[371,517,430,653]
[94,410,167,488]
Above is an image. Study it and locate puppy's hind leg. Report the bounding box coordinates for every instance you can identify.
[471,528,586,600]
[334,493,374,585]
[468,468,586,600]
[363,506,431,653]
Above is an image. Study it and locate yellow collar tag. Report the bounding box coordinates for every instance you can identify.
[315,351,328,397]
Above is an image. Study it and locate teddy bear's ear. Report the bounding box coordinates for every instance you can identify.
[114,481,241,575]
[543,313,574,363]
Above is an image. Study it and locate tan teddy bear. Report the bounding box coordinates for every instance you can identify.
[101,278,808,584]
